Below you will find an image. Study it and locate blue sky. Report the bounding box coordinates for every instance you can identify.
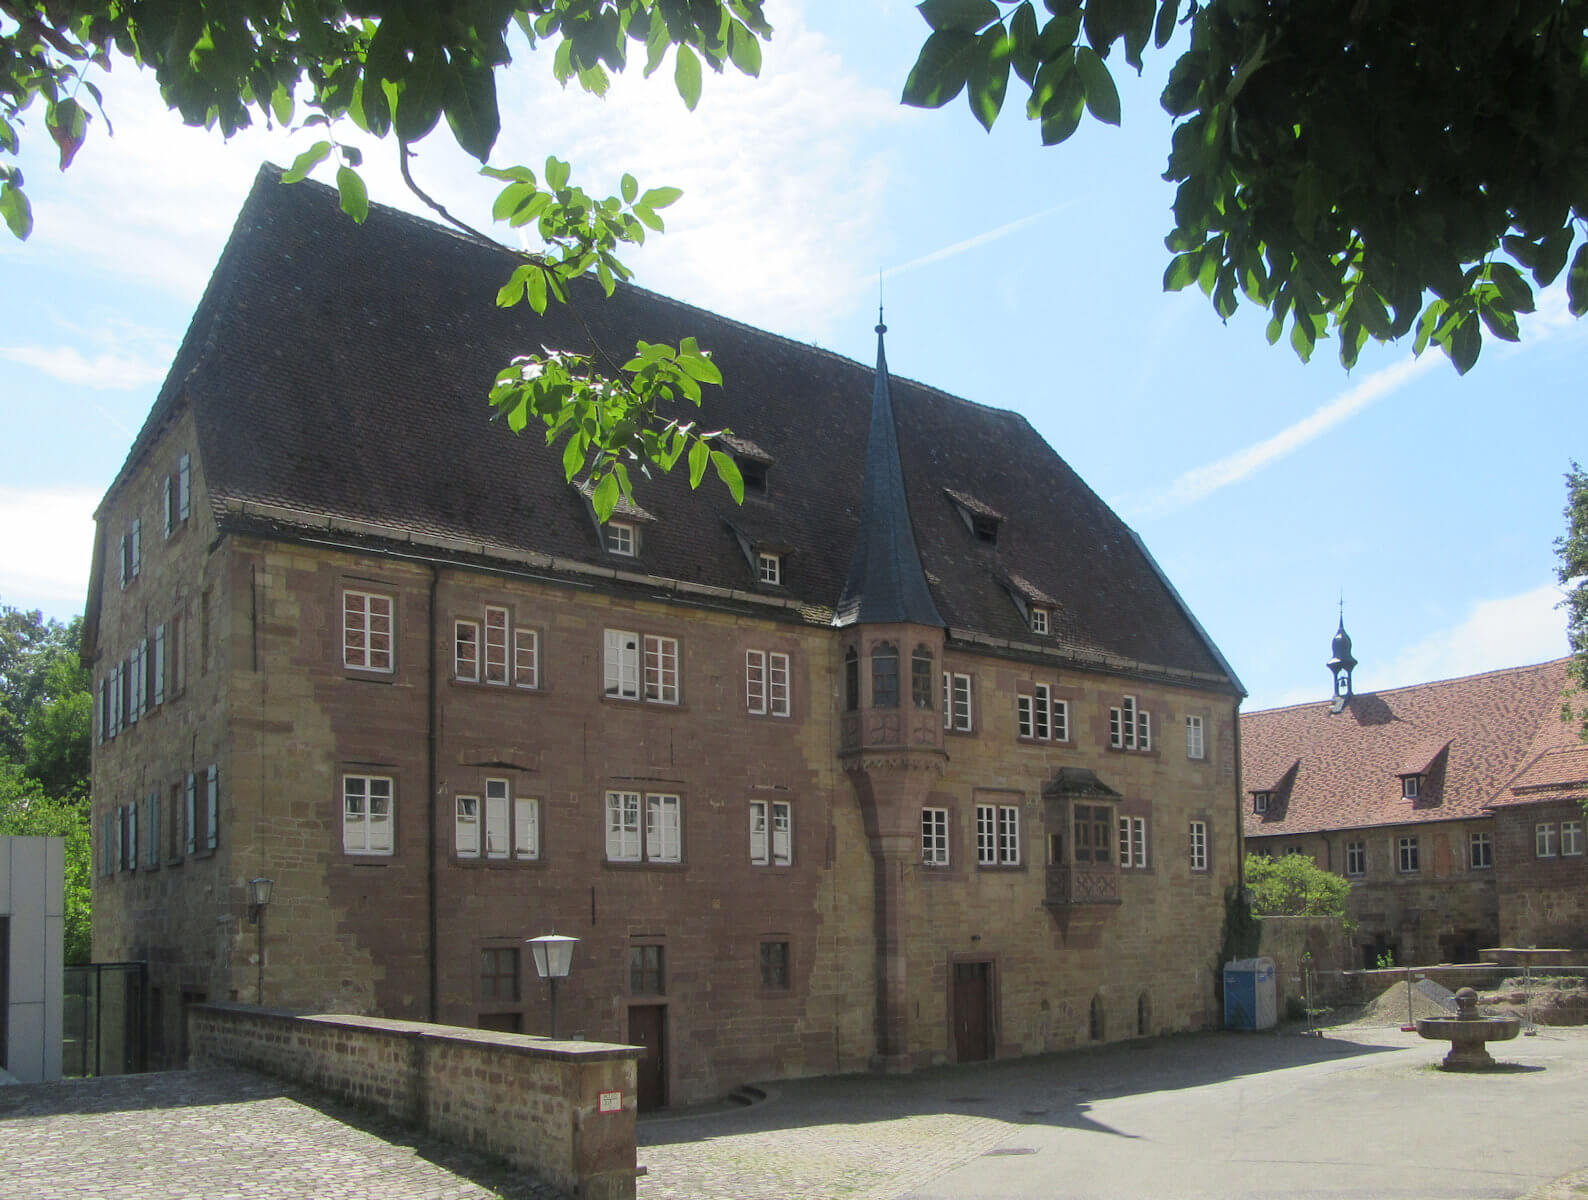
[1,0,1581,710]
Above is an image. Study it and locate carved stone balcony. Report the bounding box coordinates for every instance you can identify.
[1044,864,1121,907]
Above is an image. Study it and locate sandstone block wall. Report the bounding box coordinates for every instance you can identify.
[188,1005,640,1200]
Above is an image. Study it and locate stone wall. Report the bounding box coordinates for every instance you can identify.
[1493,801,1588,949]
[188,1005,641,1200]
[1256,916,1354,1015]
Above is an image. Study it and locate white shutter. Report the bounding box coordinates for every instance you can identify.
[749,800,768,864]
[455,796,480,856]
[206,765,219,850]
[514,797,538,858]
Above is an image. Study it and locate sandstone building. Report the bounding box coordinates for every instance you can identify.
[1241,627,1582,965]
[87,166,1245,1105]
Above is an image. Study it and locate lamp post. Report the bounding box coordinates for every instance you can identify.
[526,933,578,1039]
[247,877,274,1006]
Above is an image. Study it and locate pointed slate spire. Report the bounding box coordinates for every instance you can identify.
[835,314,945,628]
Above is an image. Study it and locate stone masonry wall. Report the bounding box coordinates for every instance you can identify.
[188,1005,641,1200]
[1494,801,1588,949]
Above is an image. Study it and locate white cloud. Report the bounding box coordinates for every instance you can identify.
[1363,583,1569,693]
[0,487,99,619]
[1,344,169,389]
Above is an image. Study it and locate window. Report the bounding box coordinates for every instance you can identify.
[1189,821,1208,871]
[1397,836,1419,873]
[604,630,680,704]
[1252,792,1270,814]
[204,764,219,852]
[455,795,480,856]
[514,628,538,688]
[457,783,538,860]
[910,645,934,710]
[942,672,972,731]
[757,552,781,585]
[922,807,949,866]
[871,642,899,708]
[1346,840,1366,876]
[1118,816,1148,869]
[759,940,791,990]
[1469,832,1493,869]
[1564,820,1584,856]
[844,647,860,712]
[101,809,114,877]
[162,475,175,539]
[750,799,792,865]
[605,521,635,556]
[152,624,166,707]
[1536,823,1558,858]
[122,803,137,872]
[1030,606,1049,635]
[480,948,520,1003]
[120,520,141,588]
[605,791,680,863]
[343,590,394,672]
[630,944,664,994]
[483,606,509,684]
[484,778,511,857]
[1402,774,1420,799]
[177,452,191,521]
[1017,684,1067,741]
[746,650,791,717]
[455,620,480,681]
[976,803,1020,866]
[1109,695,1151,751]
[1186,715,1205,760]
[343,775,394,855]
[1073,805,1112,863]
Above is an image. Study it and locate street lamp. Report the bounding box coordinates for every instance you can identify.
[247,877,274,1006]
[526,933,578,1039]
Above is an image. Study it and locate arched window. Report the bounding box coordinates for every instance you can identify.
[910,645,934,710]
[1090,994,1105,1042]
[871,642,899,709]
[844,647,860,712]
[1137,992,1150,1037]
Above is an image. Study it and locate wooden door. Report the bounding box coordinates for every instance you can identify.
[953,961,992,1062]
[628,1004,667,1111]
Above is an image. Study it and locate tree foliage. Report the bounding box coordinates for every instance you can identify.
[903,0,1588,375]
[1243,851,1351,920]
[1,0,768,513]
[0,761,91,964]
[1558,461,1588,741]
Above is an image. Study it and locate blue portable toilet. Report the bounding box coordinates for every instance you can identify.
[1224,957,1278,1030]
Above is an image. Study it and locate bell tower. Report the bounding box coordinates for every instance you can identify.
[1327,604,1357,713]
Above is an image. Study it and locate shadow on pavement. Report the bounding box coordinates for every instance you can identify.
[640,1028,1407,1146]
[0,1067,571,1199]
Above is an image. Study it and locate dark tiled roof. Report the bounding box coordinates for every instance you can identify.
[106,165,1237,688]
[1242,658,1576,836]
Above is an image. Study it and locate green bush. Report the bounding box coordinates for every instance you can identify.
[1244,852,1353,925]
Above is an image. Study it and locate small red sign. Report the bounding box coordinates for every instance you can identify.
[598,1090,622,1114]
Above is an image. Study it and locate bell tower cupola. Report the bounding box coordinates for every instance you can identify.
[1327,605,1356,711]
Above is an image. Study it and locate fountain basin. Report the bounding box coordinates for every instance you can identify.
[1415,987,1522,1070]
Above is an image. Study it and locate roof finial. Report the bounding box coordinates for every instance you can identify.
[877,272,886,335]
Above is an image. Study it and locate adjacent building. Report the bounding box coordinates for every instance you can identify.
[1242,625,1581,966]
[87,166,1245,1104]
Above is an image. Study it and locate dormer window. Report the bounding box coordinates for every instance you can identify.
[1253,791,1270,814]
[757,552,781,585]
[972,514,999,544]
[946,489,1003,545]
[1401,774,1420,799]
[1030,607,1049,635]
[606,521,635,556]
[739,458,768,494]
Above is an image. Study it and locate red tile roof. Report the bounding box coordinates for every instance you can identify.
[1241,659,1576,836]
[1486,744,1588,809]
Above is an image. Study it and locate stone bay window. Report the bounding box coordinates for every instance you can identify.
[1042,768,1125,907]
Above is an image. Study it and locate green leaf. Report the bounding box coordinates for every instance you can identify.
[1568,244,1588,318]
[444,60,501,162]
[621,173,638,204]
[592,473,620,522]
[270,83,294,126]
[967,28,1013,131]
[1153,0,1178,49]
[640,186,683,209]
[1478,298,1520,343]
[678,352,722,384]
[1074,47,1120,126]
[675,44,703,110]
[525,264,549,314]
[0,182,33,240]
[1447,313,1481,374]
[917,0,1000,33]
[710,450,745,503]
[546,156,571,191]
[1488,262,1534,314]
[1163,249,1200,291]
[336,165,369,222]
[727,21,763,76]
[496,264,530,307]
[902,30,980,109]
[1289,313,1316,362]
[688,438,709,488]
[282,140,333,184]
[562,434,586,480]
[632,205,664,232]
[1009,3,1041,83]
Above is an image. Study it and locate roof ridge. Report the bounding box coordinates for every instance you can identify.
[1245,655,1573,716]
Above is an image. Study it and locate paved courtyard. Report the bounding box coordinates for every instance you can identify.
[2,1026,1586,1200]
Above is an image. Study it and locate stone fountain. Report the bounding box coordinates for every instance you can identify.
[1415,987,1522,1070]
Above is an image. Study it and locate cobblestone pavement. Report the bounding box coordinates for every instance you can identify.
[0,1068,571,1200]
